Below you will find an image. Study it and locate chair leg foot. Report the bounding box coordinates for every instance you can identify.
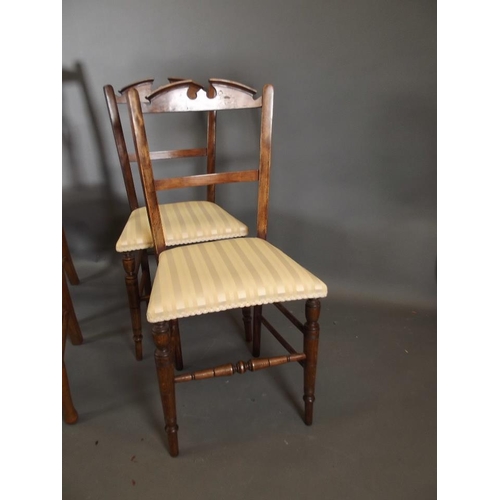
[152,321,180,457]
[303,299,321,426]
[134,338,143,361]
[166,425,180,457]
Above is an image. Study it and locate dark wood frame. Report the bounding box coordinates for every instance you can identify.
[127,80,322,456]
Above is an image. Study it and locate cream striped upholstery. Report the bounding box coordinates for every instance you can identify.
[116,201,248,252]
[147,238,328,322]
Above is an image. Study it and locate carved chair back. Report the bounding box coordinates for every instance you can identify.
[126,79,274,257]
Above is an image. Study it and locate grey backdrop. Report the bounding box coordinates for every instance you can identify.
[62,0,436,307]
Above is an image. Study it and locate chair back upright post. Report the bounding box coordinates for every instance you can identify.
[206,104,217,203]
[126,79,274,259]
[256,83,274,240]
[103,79,155,211]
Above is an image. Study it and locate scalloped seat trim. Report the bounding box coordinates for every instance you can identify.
[147,238,328,323]
[116,201,248,252]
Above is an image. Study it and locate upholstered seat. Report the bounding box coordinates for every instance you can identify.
[116,201,248,252]
[147,238,327,322]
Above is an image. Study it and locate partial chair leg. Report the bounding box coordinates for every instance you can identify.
[170,319,184,371]
[122,252,143,361]
[242,307,252,342]
[140,249,152,297]
[303,298,321,426]
[152,321,179,457]
[62,314,78,424]
[63,361,78,424]
[252,305,262,357]
[63,270,83,345]
[62,228,80,285]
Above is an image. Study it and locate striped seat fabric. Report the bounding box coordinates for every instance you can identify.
[116,201,248,252]
[147,238,328,322]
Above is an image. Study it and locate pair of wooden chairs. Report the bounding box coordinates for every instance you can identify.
[104,78,327,456]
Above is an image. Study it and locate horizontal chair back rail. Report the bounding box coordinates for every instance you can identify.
[146,79,261,113]
[154,170,259,191]
[128,148,208,163]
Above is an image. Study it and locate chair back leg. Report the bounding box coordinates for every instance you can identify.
[242,307,252,342]
[252,305,263,357]
[62,313,78,424]
[303,299,321,425]
[122,252,143,360]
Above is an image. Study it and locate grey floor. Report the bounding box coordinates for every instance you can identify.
[63,254,436,499]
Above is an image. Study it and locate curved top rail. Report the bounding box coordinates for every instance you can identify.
[119,78,154,95]
[208,78,257,96]
[116,79,155,104]
[114,78,205,109]
[167,77,191,83]
[146,79,262,112]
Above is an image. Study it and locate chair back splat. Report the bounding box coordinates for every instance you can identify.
[125,79,328,457]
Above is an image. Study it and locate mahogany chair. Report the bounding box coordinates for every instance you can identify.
[126,79,328,456]
[103,79,251,362]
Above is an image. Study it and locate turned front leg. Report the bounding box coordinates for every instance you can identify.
[152,321,179,457]
[122,252,143,361]
[303,299,321,425]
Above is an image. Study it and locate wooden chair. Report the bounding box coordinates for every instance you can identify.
[103,79,252,362]
[126,79,328,456]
